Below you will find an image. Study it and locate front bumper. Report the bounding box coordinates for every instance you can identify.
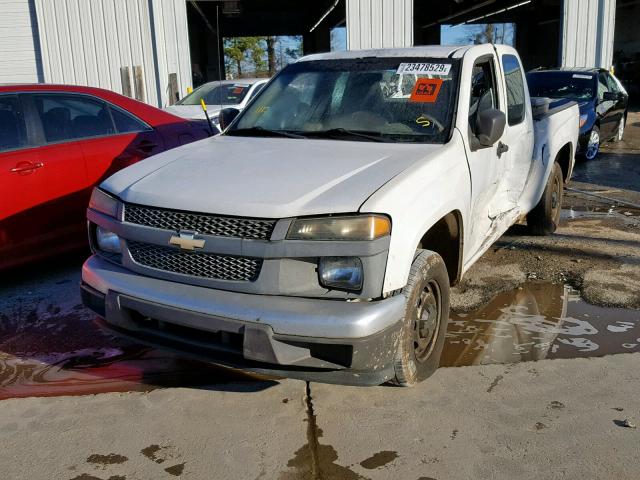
[81,255,405,385]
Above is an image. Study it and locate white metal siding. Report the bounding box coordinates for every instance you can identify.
[0,0,42,83]
[346,0,413,50]
[33,0,191,107]
[562,0,616,68]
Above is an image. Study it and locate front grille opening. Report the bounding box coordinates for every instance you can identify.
[129,311,243,353]
[128,241,262,282]
[124,203,276,240]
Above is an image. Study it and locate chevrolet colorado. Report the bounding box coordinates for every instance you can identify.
[81,44,579,386]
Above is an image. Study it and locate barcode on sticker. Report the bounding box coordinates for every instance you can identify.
[397,63,451,75]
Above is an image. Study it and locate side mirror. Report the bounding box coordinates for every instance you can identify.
[602,91,618,102]
[476,108,506,147]
[219,107,240,131]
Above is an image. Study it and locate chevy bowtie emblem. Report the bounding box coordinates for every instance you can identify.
[169,231,205,251]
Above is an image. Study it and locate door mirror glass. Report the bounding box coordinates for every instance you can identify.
[219,107,240,131]
[476,108,506,147]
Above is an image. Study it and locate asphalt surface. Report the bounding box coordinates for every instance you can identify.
[1,112,639,479]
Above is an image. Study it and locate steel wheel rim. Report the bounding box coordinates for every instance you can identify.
[412,280,441,362]
[585,129,599,160]
[618,119,625,141]
[551,171,561,220]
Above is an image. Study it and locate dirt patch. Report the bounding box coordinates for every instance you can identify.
[451,192,640,313]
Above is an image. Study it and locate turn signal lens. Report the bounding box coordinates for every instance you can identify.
[89,188,119,218]
[287,215,391,241]
[579,114,588,128]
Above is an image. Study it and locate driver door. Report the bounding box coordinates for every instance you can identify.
[462,53,506,256]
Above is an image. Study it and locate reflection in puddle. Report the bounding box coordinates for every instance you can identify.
[442,282,640,367]
[562,205,640,220]
[0,309,263,400]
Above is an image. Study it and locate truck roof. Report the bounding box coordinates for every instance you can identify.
[299,45,477,62]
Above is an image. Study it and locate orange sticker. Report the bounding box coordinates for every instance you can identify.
[232,87,244,94]
[409,78,443,103]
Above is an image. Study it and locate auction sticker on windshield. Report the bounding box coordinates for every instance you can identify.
[397,63,451,75]
[410,78,443,103]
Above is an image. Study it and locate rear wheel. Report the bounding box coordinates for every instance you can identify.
[584,126,600,160]
[527,162,563,236]
[392,250,450,387]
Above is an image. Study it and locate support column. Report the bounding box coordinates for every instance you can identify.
[346,0,413,50]
[561,0,616,68]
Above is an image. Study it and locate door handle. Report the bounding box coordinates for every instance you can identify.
[497,142,509,158]
[10,162,44,173]
[135,141,158,153]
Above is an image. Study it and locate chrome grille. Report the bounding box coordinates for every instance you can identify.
[128,241,262,281]
[124,204,276,240]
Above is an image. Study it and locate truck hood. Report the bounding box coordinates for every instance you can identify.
[101,135,444,218]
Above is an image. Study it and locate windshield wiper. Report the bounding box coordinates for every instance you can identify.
[226,126,306,139]
[303,128,389,143]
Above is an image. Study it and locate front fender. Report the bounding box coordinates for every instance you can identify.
[360,136,471,293]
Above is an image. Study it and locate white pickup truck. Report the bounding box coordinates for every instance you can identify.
[81,44,579,386]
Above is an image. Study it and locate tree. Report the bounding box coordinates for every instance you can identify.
[223,37,266,78]
[266,37,277,76]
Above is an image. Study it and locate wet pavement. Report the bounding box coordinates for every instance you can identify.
[1,267,639,400]
[572,111,640,193]
[0,254,263,400]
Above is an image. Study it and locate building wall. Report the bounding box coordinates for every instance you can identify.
[561,0,616,68]
[32,0,191,107]
[346,0,413,50]
[0,0,43,83]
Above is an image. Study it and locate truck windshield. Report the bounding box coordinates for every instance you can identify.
[229,57,460,143]
[178,83,251,106]
[527,72,596,101]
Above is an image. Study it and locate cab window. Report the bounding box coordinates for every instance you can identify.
[469,57,499,143]
[501,54,526,125]
[0,95,27,152]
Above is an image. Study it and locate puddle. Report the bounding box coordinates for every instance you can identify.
[561,205,640,220]
[442,282,640,367]
[0,309,269,400]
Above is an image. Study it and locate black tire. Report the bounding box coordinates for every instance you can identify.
[392,250,450,387]
[527,162,563,236]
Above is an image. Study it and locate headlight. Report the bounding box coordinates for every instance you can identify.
[89,188,119,218]
[579,114,588,128]
[319,257,363,291]
[287,215,390,241]
[96,226,121,253]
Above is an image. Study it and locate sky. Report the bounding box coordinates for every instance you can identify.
[441,23,516,46]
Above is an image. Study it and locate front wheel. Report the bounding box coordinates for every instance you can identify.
[584,126,600,160]
[527,162,563,236]
[392,250,450,387]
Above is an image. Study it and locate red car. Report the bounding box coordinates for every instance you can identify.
[0,84,210,270]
